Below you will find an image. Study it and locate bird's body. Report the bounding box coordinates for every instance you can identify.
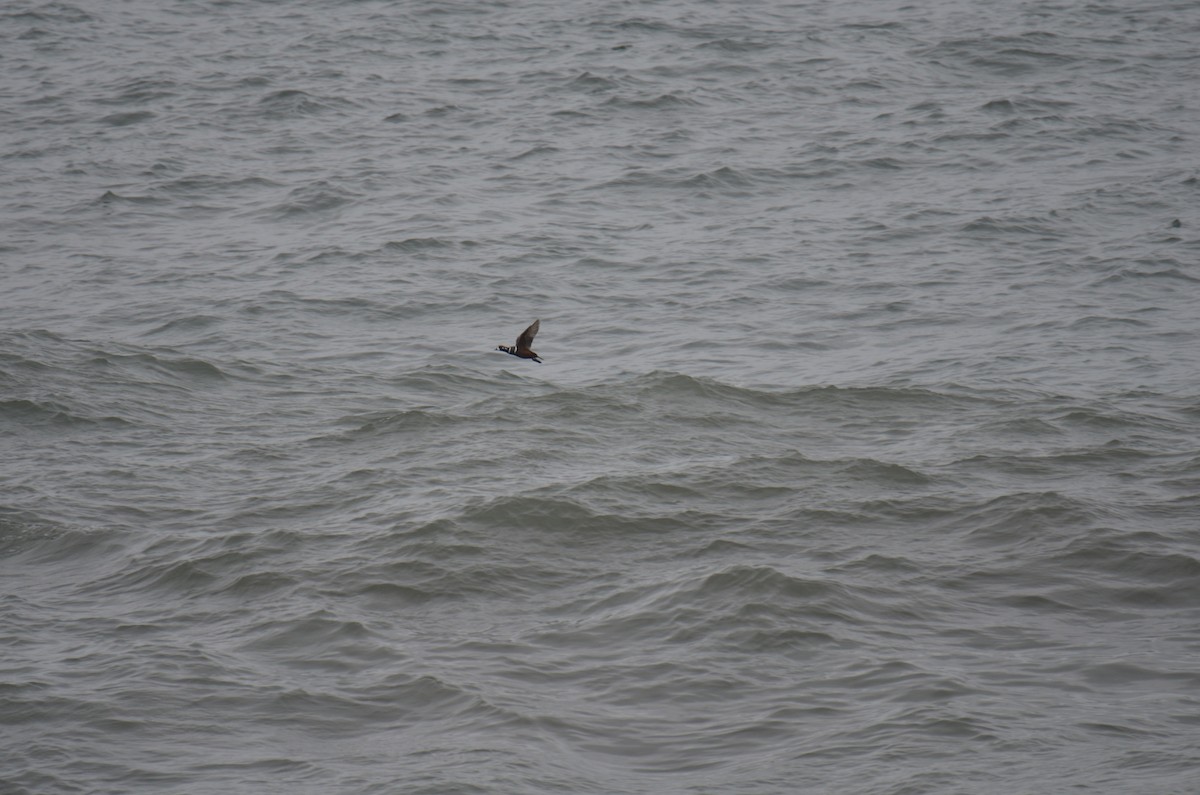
[497,319,542,363]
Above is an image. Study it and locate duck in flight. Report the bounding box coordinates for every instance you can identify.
[497,319,542,363]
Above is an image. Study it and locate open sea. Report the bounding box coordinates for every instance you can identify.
[3,1,1200,793]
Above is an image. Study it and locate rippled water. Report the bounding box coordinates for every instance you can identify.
[3,0,1200,793]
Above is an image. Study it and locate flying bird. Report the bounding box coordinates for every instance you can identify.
[497,319,543,363]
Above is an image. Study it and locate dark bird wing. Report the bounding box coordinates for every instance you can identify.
[516,319,540,349]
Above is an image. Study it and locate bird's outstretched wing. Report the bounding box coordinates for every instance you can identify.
[516,319,540,349]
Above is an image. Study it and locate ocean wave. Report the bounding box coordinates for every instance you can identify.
[265,180,361,219]
[0,397,131,428]
[256,88,358,118]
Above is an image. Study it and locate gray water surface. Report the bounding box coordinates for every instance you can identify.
[3,1,1199,793]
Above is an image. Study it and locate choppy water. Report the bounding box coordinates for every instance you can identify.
[3,1,1200,793]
